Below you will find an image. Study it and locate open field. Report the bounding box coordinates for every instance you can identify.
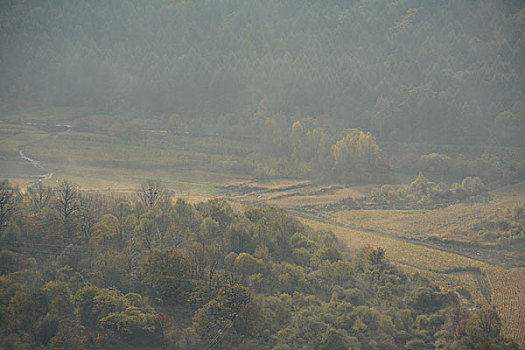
[301,218,486,273]
[0,108,254,194]
[0,106,93,123]
[486,267,525,345]
[232,176,524,267]
[323,183,525,267]
[329,182,525,242]
[24,138,247,176]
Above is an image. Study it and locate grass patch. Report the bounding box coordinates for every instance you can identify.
[0,124,49,155]
[1,109,256,193]
[127,174,228,196]
[0,159,45,179]
[330,182,525,245]
[302,218,485,272]
[24,137,248,173]
[1,106,93,123]
[385,209,429,214]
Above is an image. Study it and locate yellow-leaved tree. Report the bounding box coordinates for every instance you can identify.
[332,130,381,181]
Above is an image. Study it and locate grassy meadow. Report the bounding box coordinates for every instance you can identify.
[0,107,253,194]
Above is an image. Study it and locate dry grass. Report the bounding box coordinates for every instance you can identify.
[0,123,48,155]
[38,164,248,196]
[330,182,525,243]
[1,107,258,194]
[24,138,243,171]
[485,267,525,346]
[301,218,485,272]
[244,179,312,190]
[0,123,51,183]
[234,182,372,208]
[1,117,252,193]
[268,187,364,208]
[1,106,92,123]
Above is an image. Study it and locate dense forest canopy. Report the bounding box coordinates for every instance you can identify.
[0,179,519,349]
[1,0,524,146]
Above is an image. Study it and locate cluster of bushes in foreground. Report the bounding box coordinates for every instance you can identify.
[470,204,525,246]
[0,180,519,349]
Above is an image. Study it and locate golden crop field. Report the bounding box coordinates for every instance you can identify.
[486,267,525,346]
[302,218,485,272]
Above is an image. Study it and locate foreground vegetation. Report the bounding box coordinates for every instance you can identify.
[1,179,520,349]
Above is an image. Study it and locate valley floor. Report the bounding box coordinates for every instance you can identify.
[1,108,524,346]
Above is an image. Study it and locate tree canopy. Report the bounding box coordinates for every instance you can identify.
[0,179,519,349]
[1,0,523,146]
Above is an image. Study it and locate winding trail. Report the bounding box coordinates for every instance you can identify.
[19,148,45,172]
[17,124,72,184]
[18,148,54,181]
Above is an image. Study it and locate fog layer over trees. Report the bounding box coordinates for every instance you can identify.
[1,0,524,146]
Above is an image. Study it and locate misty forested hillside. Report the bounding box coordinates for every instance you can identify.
[2,1,525,349]
[1,0,524,146]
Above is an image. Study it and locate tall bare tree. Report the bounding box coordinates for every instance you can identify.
[26,181,52,213]
[138,180,165,209]
[0,180,18,233]
[54,180,80,219]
